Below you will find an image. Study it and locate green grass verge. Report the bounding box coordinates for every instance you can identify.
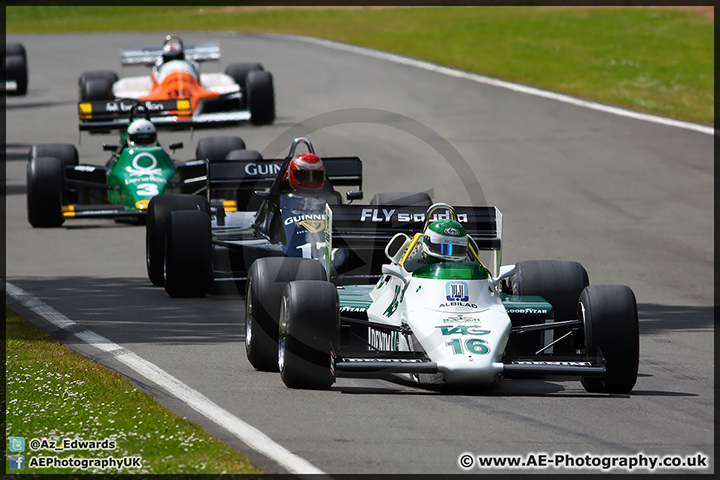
[6,6,713,125]
[5,308,261,474]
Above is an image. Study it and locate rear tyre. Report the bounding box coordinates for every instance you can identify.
[6,43,26,58]
[195,136,246,162]
[225,149,263,161]
[511,260,589,353]
[164,210,213,298]
[246,70,275,125]
[27,157,64,228]
[580,285,639,394]
[80,78,114,101]
[225,62,264,89]
[279,280,339,389]
[78,70,118,87]
[369,192,432,206]
[5,55,28,95]
[245,258,326,371]
[146,194,210,287]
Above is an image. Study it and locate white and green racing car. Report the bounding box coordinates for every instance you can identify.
[244,203,639,394]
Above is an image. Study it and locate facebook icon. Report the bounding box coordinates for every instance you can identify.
[10,455,25,470]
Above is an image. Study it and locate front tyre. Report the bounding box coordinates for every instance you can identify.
[146,194,210,287]
[246,70,275,125]
[164,210,213,298]
[580,285,639,394]
[27,157,64,228]
[245,258,326,372]
[279,280,339,389]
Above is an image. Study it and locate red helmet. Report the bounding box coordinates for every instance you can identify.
[287,153,326,190]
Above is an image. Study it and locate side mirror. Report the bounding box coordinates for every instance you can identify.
[381,263,409,288]
[346,190,363,201]
[385,233,410,263]
[103,144,119,152]
[169,142,183,150]
[493,264,517,289]
[254,190,271,199]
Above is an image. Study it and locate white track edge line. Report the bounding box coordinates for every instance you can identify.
[5,281,325,476]
[280,34,714,136]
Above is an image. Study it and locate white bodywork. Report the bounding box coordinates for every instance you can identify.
[366,264,512,385]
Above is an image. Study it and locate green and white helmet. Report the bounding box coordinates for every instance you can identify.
[422,219,468,262]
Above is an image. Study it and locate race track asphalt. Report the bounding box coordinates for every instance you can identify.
[5,32,714,474]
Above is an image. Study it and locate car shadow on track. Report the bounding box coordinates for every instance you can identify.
[637,303,714,334]
[7,276,245,348]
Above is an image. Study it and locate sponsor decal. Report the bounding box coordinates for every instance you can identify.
[74,165,97,172]
[446,282,469,302]
[284,213,325,226]
[512,361,592,366]
[244,162,282,176]
[344,357,424,363]
[442,315,482,324]
[444,227,461,236]
[436,325,490,336]
[298,219,325,233]
[368,329,400,351]
[126,153,162,178]
[106,100,164,113]
[505,307,549,315]
[383,284,402,317]
[438,302,478,309]
[340,306,367,313]
[360,208,469,223]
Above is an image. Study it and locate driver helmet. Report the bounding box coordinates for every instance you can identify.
[161,35,184,63]
[127,119,157,146]
[422,219,468,262]
[287,153,326,190]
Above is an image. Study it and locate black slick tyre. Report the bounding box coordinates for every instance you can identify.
[78,70,118,87]
[511,260,589,353]
[579,285,639,394]
[29,143,79,169]
[369,192,432,206]
[80,78,114,101]
[225,62,264,89]
[245,258,326,372]
[5,55,28,95]
[27,157,64,227]
[164,210,213,298]
[246,70,275,125]
[195,136,246,162]
[279,280,339,389]
[146,194,210,287]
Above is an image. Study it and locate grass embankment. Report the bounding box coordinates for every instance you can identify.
[5,308,261,475]
[6,6,714,125]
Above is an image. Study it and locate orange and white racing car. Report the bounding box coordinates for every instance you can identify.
[77,35,275,131]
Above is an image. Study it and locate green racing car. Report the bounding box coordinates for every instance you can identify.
[26,106,215,227]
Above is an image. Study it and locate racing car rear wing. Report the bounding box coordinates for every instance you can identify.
[78,99,193,131]
[120,43,220,66]
[326,204,504,276]
[206,156,363,202]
